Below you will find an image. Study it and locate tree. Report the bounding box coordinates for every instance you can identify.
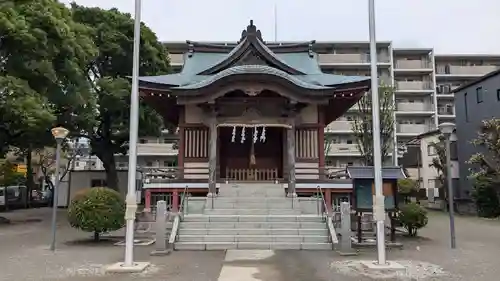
[468,118,500,215]
[397,178,418,203]
[352,84,395,165]
[468,118,500,186]
[0,0,97,194]
[429,136,447,199]
[33,142,84,193]
[0,77,55,155]
[70,5,170,190]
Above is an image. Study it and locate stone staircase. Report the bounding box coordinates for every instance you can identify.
[173,183,333,250]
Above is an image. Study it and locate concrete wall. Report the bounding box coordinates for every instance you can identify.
[58,170,141,207]
[454,72,500,198]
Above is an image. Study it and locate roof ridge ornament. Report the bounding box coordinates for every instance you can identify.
[241,20,263,42]
[187,41,194,57]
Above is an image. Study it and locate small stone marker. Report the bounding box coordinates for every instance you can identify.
[151,200,171,256]
[338,201,357,256]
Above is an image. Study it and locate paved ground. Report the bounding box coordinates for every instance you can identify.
[1,208,500,280]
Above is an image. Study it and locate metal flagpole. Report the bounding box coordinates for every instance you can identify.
[274,4,278,42]
[124,0,142,267]
[368,0,387,265]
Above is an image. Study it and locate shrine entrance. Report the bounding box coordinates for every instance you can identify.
[219,125,284,182]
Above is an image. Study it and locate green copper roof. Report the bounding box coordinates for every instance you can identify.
[173,65,332,91]
[137,20,370,92]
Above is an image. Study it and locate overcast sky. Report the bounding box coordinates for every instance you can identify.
[63,0,500,54]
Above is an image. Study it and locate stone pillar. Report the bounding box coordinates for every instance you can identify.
[287,124,297,197]
[150,200,170,256]
[208,118,217,196]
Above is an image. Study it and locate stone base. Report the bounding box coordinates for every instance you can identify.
[150,249,172,256]
[361,260,406,272]
[105,261,150,273]
[336,250,358,256]
[114,238,155,246]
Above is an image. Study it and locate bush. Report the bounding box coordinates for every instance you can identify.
[472,178,500,218]
[68,187,125,241]
[396,202,428,236]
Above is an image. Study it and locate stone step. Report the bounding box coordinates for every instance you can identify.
[210,197,294,203]
[203,209,301,215]
[177,234,330,243]
[218,188,285,195]
[182,215,324,223]
[208,203,295,209]
[178,228,329,236]
[180,221,326,229]
[173,241,333,250]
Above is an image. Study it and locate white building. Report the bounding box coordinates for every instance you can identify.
[402,130,459,203]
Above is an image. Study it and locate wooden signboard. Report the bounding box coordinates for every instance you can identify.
[354,179,396,211]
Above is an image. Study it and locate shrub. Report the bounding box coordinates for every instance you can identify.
[396,202,428,236]
[472,178,500,218]
[68,187,125,241]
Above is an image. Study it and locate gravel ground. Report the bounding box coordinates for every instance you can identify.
[0,208,224,281]
[1,208,500,280]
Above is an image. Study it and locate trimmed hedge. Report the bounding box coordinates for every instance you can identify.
[67,187,125,241]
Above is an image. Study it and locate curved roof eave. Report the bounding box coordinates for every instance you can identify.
[172,65,333,91]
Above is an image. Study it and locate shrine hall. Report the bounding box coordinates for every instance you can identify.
[139,21,371,208]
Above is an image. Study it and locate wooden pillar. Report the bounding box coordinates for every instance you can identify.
[317,106,325,178]
[208,118,217,196]
[178,107,185,177]
[144,189,152,211]
[325,189,332,213]
[287,124,296,197]
[172,190,179,212]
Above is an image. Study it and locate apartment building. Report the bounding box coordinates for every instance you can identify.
[163,41,500,170]
[70,131,178,171]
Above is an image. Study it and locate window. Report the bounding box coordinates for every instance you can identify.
[476,87,483,103]
[91,179,107,187]
[346,139,353,144]
[163,160,175,167]
[146,161,153,167]
[139,139,147,144]
[464,93,469,122]
[427,144,435,156]
[497,89,500,101]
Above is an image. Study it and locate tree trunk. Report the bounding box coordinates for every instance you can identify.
[99,151,119,190]
[93,231,100,242]
[25,146,34,208]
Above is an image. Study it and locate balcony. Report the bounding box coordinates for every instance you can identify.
[395,81,433,91]
[397,124,431,135]
[169,53,184,66]
[436,65,499,76]
[396,102,433,112]
[137,143,178,156]
[325,121,354,132]
[437,106,455,118]
[395,60,432,70]
[318,54,390,65]
[326,144,360,156]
